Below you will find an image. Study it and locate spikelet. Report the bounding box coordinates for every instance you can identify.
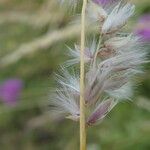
[101,2,135,34]
[64,38,98,66]
[50,67,80,121]
[50,88,80,121]
[87,98,117,125]
[87,1,108,22]
[55,67,80,94]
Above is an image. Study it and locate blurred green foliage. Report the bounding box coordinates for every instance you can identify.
[0,0,149,149]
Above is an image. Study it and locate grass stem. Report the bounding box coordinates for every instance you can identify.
[80,0,87,150]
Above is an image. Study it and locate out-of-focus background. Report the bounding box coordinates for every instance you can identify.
[0,0,149,150]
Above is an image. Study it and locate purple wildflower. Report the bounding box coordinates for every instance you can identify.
[93,0,117,6]
[135,14,150,42]
[0,79,23,106]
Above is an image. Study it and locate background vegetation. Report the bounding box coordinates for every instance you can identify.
[0,0,149,149]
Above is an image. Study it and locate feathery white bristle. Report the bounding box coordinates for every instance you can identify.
[50,86,80,119]
[55,67,80,94]
[50,67,80,120]
[104,34,140,50]
[64,39,98,67]
[87,1,107,22]
[106,83,133,100]
[102,2,135,33]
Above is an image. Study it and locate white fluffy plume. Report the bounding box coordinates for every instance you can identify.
[49,0,147,126]
[102,2,135,33]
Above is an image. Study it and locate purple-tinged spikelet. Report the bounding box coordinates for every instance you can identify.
[87,98,117,125]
